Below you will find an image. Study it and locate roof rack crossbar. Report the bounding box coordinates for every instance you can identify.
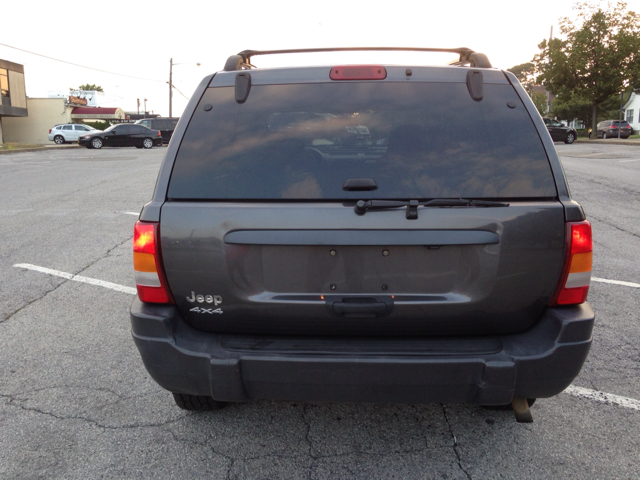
[224,47,491,71]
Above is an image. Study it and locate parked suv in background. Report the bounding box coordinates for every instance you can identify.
[130,48,594,423]
[591,120,633,139]
[48,124,99,144]
[543,118,577,144]
[135,117,179,144]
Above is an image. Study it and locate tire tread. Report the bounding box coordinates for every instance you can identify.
[172,393,227,411]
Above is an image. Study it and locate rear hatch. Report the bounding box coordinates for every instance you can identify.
[160,66,564,336]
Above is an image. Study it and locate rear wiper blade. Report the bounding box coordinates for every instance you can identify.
[354,198,509,219]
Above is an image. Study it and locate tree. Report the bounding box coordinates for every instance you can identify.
[72,84,104,92]
[533,1,640,135]
[531,91,548,116]
[507,62,536,92]
[551,91,626,128]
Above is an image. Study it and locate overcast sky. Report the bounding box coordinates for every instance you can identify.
[2,0,639,117]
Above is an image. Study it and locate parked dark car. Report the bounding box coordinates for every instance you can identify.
[130,48,594,422]
[79,124,163,149]
[590,120,632,139]
[543,118,577,144]
[135,117,179,144]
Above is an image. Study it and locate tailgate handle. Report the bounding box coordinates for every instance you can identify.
[332,297,391,317]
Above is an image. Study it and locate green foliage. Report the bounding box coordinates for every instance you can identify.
[530,91,548,116]
[73,84,104,92]
[533,1,640,133]
[84,120,110,130]
[551,91,627,126]
[507,62,536,92]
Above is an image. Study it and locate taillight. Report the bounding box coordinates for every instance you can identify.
[49,129,52,134]
[548,221,592,306]
[330,65,387,80]
[133,221,174,303]
[157,131,161,136]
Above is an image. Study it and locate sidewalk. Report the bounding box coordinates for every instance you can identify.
[0,144,81,155]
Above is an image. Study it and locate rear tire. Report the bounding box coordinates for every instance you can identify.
[602,132,606,139]
[54,135,65,145]
[564,132,576,144]
[172,393,227,411]
[143,138,153,149]
[91,137,103,149]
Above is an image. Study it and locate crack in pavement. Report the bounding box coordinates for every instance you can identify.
[164,429,236,478]
[0,393,190,430]
[441,404,472,480]
[3,235,133,324]
[589,214,640,241]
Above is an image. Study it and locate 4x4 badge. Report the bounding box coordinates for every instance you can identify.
[186,291,222,305]
[190,307,223,315]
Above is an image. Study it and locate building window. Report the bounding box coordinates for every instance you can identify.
[0,68,9,106]
[627,109,634,124]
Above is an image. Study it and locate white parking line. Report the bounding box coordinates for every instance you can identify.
[619,159,640,163]
[592,277,640,288]
[124,212,139,216]
[13,263,136,295]
[565,386,640,411]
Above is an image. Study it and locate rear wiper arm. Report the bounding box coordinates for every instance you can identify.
[354,198,509,219]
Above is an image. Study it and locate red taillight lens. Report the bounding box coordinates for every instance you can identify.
[158,131,161,136]
[49,129,52,134]
[133,221,174,304]
[548,221,592,306]
[330,65,387,80]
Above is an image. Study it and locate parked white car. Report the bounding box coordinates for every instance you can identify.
[48,124,101,144]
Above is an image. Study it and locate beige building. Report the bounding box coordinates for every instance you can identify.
[3,100,126,144]
[0,58,28,144]
[2,98,73,144]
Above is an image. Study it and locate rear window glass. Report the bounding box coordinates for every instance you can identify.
[169,82,557,200]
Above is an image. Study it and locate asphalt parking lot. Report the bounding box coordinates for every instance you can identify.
[1,144,639,479]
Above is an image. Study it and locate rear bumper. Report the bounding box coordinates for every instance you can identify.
[130,298,594,404]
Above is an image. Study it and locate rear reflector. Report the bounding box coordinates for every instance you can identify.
[548,221,592,306]
[133,221,174,304]
[330,65,387,80]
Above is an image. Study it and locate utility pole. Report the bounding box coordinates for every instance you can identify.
[169,58,173,118]
[144,98,147,118]
[137,98,140,115]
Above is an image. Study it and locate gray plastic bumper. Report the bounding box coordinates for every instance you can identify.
[130,298,594,404]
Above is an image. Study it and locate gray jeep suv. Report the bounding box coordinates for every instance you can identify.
[130,48,594,422]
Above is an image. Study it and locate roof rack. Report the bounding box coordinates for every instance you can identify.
[223,47,492,71]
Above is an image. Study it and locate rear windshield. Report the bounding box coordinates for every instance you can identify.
[168,82,557,200]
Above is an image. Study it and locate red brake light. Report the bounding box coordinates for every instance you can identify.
[49,129,52,134]
[548,221,593,306]
[134,222,155,254]
[330,65,387,80]
[158,131,161,136]
[133,221,174,304]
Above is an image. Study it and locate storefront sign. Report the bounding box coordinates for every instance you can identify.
[68,95,87,106]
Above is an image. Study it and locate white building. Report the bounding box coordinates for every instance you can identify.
[623,92,640,132]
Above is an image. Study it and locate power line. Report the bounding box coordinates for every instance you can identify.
[0,42,165,83]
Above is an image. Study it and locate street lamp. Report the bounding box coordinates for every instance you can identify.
[169,58,200,117]
[144,98,147,118]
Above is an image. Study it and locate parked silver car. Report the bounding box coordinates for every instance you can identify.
[48,124,100,144]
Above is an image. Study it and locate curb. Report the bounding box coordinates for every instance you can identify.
[575,139,640,147]
[0,145,81,155]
